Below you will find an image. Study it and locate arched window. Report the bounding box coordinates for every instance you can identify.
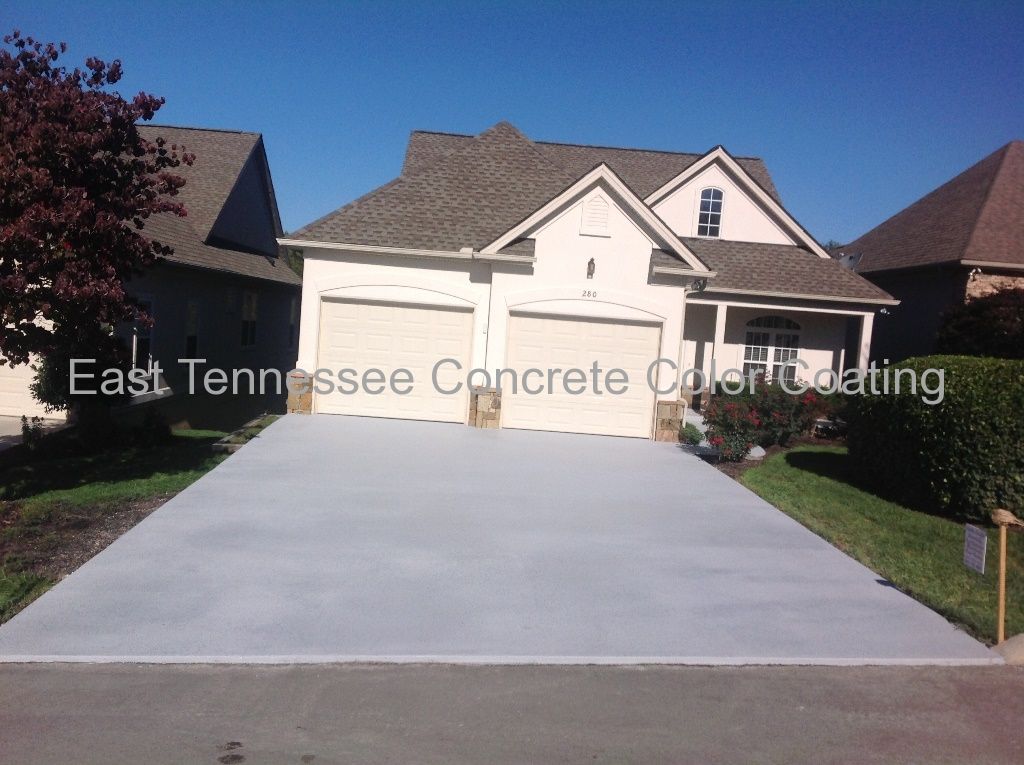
[697,187,723,237]
[743,316,801,382]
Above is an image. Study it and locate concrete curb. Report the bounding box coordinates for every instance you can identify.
[0,654,1005,666]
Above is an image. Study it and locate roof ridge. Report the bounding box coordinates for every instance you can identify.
[962,142,1014,261]
[537,137,765,162]
[141,123,261,136]
[406,127,767,161]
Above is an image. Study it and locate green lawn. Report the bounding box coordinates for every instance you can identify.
[741,445,1023,644]
[0,427,229,622]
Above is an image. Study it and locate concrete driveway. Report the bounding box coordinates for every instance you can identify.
[0,415,997,664]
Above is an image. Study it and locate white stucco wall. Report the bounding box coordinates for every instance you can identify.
[295,188,867,422]
[652,163,795,245]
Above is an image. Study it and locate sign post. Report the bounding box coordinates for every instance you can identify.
[990,509,1023,645]
[997,524,1007,645]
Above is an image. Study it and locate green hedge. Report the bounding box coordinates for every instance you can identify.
[846,356,1024,521]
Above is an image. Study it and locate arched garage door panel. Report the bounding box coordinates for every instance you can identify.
[502,313,661,438]
[316,299,472,423]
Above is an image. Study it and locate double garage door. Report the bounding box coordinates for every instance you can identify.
[315,299,661,438]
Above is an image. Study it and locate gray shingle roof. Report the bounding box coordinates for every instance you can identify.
[402,131,782,202]
[295,123,578,251]
[137,125,300,286]
[293,122,782,251]
[296,121,886,302]
[657,239,894,302]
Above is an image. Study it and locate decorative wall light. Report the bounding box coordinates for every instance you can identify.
[587,258,596,279]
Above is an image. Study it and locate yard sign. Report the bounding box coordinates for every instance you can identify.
[963,524,987,575]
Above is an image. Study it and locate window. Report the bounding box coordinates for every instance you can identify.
[743,316,801,383]
[288,296,298,349]
[185,299,199,357]
[697,187,723,237]
[241,290,258,348]
[132,298,154,371]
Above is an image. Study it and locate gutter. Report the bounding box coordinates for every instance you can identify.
[692,286,900,306]
[276,238,536,264]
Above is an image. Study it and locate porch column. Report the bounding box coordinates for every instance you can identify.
[712,303,728,381]
[857,312,874,371]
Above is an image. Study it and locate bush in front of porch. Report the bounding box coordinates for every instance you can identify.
[703,384,836,460]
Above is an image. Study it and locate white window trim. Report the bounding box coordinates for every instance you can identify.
[742,316,802,382]
[695,187,724,239]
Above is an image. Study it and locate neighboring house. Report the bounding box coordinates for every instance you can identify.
[283,122,894,440]
[839,140,1024,362]
[0,125,302,427]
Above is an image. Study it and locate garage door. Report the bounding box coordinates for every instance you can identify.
[0,356,49,418]
[502,314,662,438]
[316,299,473,423]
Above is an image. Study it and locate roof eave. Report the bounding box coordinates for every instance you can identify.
[697,285,900,306]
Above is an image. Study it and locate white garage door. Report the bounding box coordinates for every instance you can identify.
[316,299,473,423]
[0,357,49,418]
[503,313,662,438]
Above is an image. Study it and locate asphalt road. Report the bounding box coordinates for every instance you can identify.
[1,664,1021,764]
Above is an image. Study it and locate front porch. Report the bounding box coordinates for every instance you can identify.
[680,296,875,408]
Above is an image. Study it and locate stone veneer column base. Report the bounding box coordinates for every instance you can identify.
[654,399,688,442]
[468,387,501,429]
[286,370,313,414]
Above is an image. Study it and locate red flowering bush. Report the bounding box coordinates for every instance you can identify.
[750,385,831,447]
[702,397,761,461]
[703,384,836,460]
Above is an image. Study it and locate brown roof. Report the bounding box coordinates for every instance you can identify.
[653,239,895,302]
[296,121,886,302]
[293,122,781,251]
[402,130,782,202]
[845,141,1024,273]
[137,125,299,286]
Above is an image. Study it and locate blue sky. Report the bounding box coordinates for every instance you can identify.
[6,1,1023,242]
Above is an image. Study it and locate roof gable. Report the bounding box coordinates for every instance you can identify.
[137,125,299,285]
[845,141,1024,273]
[645,146,829,258]
[483,163,711,274]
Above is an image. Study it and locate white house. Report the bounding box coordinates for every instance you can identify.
[283,122,895,439]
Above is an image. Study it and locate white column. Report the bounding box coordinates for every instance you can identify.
[857,312,874,371]
[712,303,728,381]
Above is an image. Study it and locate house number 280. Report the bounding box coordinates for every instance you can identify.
[582,290,597,298]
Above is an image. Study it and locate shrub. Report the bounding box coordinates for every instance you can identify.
[936,288,1024,359]
[749,385,833,447]
[703,396,761,461]
[680,422,704,446]
[846,355,1024,521]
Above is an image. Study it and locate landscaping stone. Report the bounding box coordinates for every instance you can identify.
[745,445,767,461]
[994,633,1024,665]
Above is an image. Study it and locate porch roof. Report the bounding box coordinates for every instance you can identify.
[652,239,895,304]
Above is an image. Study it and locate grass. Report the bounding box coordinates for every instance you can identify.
[741,445,1023,644]
[223,414,280,444]
[0,426,230,622]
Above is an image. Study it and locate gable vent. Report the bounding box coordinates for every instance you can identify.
[580,196,610,237]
